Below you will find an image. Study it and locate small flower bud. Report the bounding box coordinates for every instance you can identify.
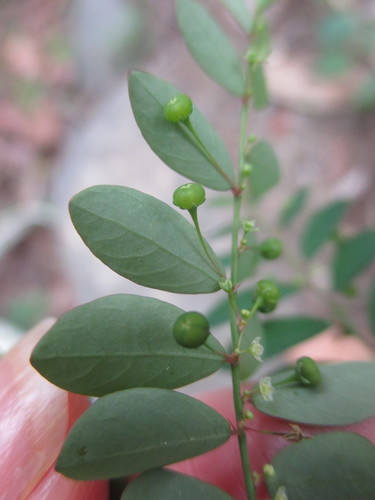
[263,464,275,478]
[241,309,251,319]
[244,410,254,420]
[243,163,253,177]
[219,278,233,293]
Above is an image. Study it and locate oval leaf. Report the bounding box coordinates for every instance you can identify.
[122,468,234,500]
[279,187,309,228]
[69,185,224,294]
[176,0,245,96]
[301,200,348,258]
[31,294,225,396]
[253,361,375,425]
[56,388,231,480]
[218,0,252,33]
[129,71,235,191]
[263,316,330,359]
[368,278,375,336]
[267,432,375,500]
[332,229,375,291]
[247,140,281,200]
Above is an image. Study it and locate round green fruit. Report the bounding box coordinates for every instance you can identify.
[163,94,193,123]
[254,280,280,313]
[260,238,283,260]
[173,311,210,348]
[295,356,322,387]
[173,183,206,210]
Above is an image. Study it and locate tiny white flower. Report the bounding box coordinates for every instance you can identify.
[249,336,264,362]
[259,376,275,402]
[274,485,288,500]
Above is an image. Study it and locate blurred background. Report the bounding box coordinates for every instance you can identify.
[0,0,374,360]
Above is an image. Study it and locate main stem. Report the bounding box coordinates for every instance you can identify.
[228,97,256,500]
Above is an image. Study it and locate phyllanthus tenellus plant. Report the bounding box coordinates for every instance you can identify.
[30,1,375,499]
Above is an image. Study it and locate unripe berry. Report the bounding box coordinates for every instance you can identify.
[173,311,210,348]
[163,94,193,123]
[254,279,280,313]
[260,237,283,260]
[173,183,206,210]
[295,356,322,387]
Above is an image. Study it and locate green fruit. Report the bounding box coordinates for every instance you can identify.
[163,94,193,122]
[254,280,280,313]
[173,183,206,210]
[295,356,322,387]
[173,311,210,348]
[260,238,283,260]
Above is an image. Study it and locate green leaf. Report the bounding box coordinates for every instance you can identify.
[122,468,234,499]
[128,71,235,191]
[368,279,375,336]
[176,0,245,96]
[249,63,268,110]
[247,140,281,200]
[262,317,330,359]
[314,51,351,78]
[218,0,251,33]
[279,187,309,228]
[31,294,225,396]
[332,229,375,291]
[253,361,375,425]
[69,185,224,294]
[56,388,231,480]
[267,432,375,500]
[301,200,348,258]
[317,13,355,48]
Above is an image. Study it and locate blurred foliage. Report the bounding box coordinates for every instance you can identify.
[314,3,375,108]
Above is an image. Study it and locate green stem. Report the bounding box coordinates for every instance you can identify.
[181,118,238,191]
[226,91,256,500]
[238,98,250,184]
[231,364,257,499]
[230,195,242,286]
[188,207,226,278]
[228,294,256,499]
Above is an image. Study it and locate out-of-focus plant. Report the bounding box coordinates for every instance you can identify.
[314,1,375,108]
[27,1,375,499]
